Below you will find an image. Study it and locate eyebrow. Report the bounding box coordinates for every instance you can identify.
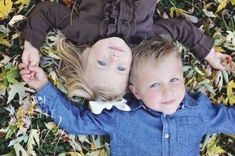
[108,46,124,52]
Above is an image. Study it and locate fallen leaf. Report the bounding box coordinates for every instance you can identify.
[227,80,235,105]
[216,0,228,12]
[14,143,28,156]
[0,53,11,67]
[8,15,26,27]
[0,0,13,19]
[203,9,217,18]
[6,66,20,83]
[7,82,28,103]
[27,129,39,155]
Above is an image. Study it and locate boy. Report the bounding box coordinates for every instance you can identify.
[19,37,235,156]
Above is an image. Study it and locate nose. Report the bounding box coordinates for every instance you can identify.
[162,84,173,97]
[111,51,123,61]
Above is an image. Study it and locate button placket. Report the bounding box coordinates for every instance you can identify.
[161,115,170,156]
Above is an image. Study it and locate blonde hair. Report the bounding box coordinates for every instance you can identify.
[57,38,125,101]
[130,36,181,84]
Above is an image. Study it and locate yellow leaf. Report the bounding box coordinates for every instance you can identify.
[204,2,213,9]
[44,122,57,130]
[231,0,235,5]
[0,37,11,46]
[170,7,176,17]
[214,46,225,53]
[216,0,228,12]
[16,0,29,6]
[169,7,188,17]
[227,80,235,105]
[0,0,13,19]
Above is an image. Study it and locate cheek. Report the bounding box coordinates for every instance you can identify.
[173,82,185,98]
[142,90,161,105]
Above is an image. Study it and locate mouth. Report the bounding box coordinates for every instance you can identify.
[161,100,175,105]
[109,46,124,52]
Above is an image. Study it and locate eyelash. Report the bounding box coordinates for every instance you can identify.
[117,66,126,71]
[150,83,160,88]
[97,60,106,66]
[150,78,179,88]
[170,77,179,82]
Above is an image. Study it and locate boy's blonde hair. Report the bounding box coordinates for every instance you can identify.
[130,36,181,84]
[57,38,125,101]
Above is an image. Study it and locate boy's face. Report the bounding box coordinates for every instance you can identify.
[81,37,132,95]
[129,53,185,115]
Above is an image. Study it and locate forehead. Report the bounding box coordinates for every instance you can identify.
[135,54,183,80]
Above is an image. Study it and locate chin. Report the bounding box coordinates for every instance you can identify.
[164,110,176,115]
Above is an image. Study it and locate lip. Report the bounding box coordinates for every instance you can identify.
[109,46,124,52]
[161,100,175,105]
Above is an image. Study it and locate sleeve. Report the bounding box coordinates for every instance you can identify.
[151,18,214,60]
[23,1,79,49]
[202,96,235,134]
[35,81,118,135]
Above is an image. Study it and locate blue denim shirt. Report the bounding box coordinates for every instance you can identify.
[36,82,235,156]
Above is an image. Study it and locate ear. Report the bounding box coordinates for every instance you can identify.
[128,84,141,100]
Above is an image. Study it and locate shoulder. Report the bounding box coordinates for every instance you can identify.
[185,91,212,108]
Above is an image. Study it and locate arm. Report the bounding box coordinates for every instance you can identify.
[18,63,117,135]
[35,82,117,135]
[202,95,235,134]
[151,18,213,61]
[23,1,73,49]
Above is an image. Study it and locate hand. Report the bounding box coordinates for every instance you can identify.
[22,41,40,66]
[204,48,232,70]
[19,63,48,90]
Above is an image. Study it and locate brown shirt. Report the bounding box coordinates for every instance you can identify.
[24,0,214,60]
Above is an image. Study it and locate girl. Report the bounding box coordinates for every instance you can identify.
[21,0,231,101]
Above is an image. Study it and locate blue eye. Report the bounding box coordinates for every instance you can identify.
[150,83,160,88]
[170,77,179,83]
[97,60,106,66]
[117,66,126,71]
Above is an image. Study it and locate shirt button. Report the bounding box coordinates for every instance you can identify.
[164,133,170,139]
[37,96,43,103]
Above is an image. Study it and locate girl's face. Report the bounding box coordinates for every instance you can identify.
[81,37,132,96]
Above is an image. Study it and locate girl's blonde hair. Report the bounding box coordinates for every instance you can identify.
[57,38,125,101]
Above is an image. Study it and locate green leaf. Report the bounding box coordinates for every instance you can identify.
[8,135,28,147]
[5,125,17,139]
[6,66,20,83]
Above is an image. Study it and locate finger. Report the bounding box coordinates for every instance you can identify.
[18,63,28,69]
[29,71,36,78]
[225,55,232,63]
[28,65,43,73]
[21,74,31,82]
[19,69,31,75]
[219,53,232,61]
[213,61,225,70]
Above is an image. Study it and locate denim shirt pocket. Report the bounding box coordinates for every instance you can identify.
[175,116,203,146]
